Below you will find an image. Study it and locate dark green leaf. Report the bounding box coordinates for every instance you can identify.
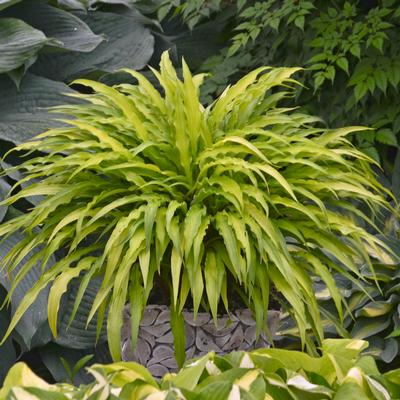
[376,129,397,146]
[41,342,111,385]
[354,82,368,101]
[6,55,37,88]
[55,277,108,349]
[0,306,16,384]
[350,44,361,58]
[3,1,104,52]
[0,0,22,12]
[32,10,154,81]
[57,0,87,11]
[380,338,398,363]
[294,16,305,30]
[0,18,48,74]
[336,57,349,74]
[351,316,391,339]
[0,73,81,144]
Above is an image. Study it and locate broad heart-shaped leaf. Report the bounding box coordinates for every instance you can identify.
[3,0,104,52]
[0,230,55,349]
[31,10,155,81]
[54,277,108,349]
[0,73,81,144]
[0,18,49,74]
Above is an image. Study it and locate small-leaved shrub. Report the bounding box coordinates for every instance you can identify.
[0,52,392,363]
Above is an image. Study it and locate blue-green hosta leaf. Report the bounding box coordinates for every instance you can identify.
[0,18,49,74]
[57,0,88,10]
[0,0,21,11]
[3,1,104,52]
[59,0,140,9]
[0,231,55,348]
[31,10,155,81]
[0,74,81,144]
[0,179,11,223]
[0,301,17,384]
[89,0,139,7]
[6,55,37,88]
[351,316,392,340]
[379,339,398,364]
[55,277,108,349]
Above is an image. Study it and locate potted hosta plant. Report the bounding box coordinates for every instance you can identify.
[0,52,393,368]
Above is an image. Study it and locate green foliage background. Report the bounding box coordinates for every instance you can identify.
[168,0,400,190]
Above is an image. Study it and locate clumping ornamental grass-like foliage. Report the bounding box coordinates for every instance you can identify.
[0,52,392,362]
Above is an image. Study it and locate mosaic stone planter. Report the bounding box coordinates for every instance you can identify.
[121,305,281,378]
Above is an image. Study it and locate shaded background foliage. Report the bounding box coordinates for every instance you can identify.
[167,0,400,191]
[0,0,400,386]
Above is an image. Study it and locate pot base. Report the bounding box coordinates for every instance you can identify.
[122,305,280,378]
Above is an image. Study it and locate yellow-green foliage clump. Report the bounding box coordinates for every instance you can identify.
[0,52,392,360]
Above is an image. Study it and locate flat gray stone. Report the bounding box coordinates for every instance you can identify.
[121,305,279,376]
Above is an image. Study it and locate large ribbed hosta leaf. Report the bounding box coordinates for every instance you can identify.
[58,0,139,9]
[0,74,81,144]
[31,10,155,81]
[3,1,104,53]
[55,277,107,349]
[0,18,49,74]
[57,0,87,10]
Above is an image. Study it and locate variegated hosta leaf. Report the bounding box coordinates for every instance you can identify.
[1,339,399,399]
[0,52,393,361]
[278,261,400,364]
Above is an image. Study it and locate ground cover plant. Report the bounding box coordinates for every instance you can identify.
[0,51,394,373]
[2,338,400,399]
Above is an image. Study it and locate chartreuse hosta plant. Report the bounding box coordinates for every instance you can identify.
[0,52,393,362]
[1,339,400,399]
